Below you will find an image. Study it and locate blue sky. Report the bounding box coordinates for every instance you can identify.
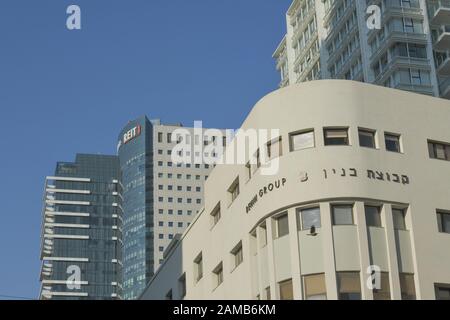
[0,0,289,299]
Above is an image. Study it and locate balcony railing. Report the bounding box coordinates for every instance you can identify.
[436,52,450,75]
[433,26,450,51]
[439,76,450,98]
[428,0,450,25]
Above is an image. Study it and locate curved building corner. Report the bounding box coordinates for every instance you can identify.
[140,80,450,300]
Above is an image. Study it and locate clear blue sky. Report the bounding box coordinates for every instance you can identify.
[0,0,289,299]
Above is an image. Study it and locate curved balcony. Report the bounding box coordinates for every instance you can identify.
[436,53,450,76]
[428,0,450,26]
[434,30,450,51]
[440,77,450,99]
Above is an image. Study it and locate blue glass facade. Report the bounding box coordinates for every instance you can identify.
[118,116,154,300]
[40,154,122,300]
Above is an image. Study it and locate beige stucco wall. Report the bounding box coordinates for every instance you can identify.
[140,80,450,300]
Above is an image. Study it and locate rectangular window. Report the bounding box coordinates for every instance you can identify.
[279,279,294,300]
[400,273,416,300]
[298,207,321,230]
[194,253,203,282]
[290,130,315,151]
[324,128,349,146]
[373,272,391,300]
[231,242,243,269]
[359,129,376,148]
[276,213,289,238]
[213,262,223,288]
[393,208,407,230]
[289,130,315,151]
[228,177,240,202]
[267,137,282,160]
[303,273,327,300]
[158,132,163,143]
[260,223,268,247]
[256,149,261,169]
[365,205,382,227]
[385,133,401,153]
[245,162,252,181]
[428,140,450,161]
[211,203,221,227]
[178,274,186,299]
[265,287,271,300]
[337,272,361,300]
[332,205,354,225]
[435,284,450,300]
[437,210,450,233]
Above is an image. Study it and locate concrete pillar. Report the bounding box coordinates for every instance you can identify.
[383,204,402,300]
[288,208,303,300]
[354,201,373,300]
[266,217,278,300]
[320,202,338,300]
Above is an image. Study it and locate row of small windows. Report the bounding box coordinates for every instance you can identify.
[158,185,201,192]
[267,205,449,243]
[194,242,244,289]
[157,172,208,180]
[158,197,202,204]
[269,204,408,242]
[263,271,416,300]
[165,241,244,300]
[157,132,227,147]
[275,276,450,300]
[158,233,180,240]
[208,127,406,226]
[158,149,220,161]
[158,221,186,228]
[167,205,450,300]
[225,130,450,211]
[158,209,196,216]
[157,161,211,170]
[268,127,403,160]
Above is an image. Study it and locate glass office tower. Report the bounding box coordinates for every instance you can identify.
[118,116,225,299]
[39,154,122,300]
[118,116,154,300]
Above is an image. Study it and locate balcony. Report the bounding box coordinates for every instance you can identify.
[436,53,450,75]
[439,77,450,99]
[394,83,435,96]
[433,26,450,51]
[373,56,432,85]
[428,0,450,25]
[279,77,289,88]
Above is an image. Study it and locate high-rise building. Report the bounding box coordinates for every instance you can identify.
[140,81,450,300]
[118,116,225,300]
[273,0,450,99]
[39,154,123,300]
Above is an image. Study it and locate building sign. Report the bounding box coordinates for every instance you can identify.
[123,125,142,144]
[246,178,287,214]
[322,168,410,185]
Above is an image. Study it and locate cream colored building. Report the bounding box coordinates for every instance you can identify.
[140,80,450,300]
